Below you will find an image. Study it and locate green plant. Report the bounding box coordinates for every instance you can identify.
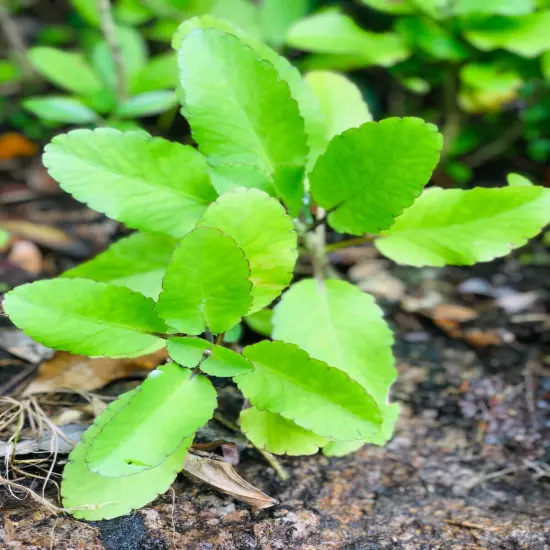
[286,1,550,172]
[3,15,550,521]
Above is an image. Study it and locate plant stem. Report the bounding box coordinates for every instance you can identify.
[305,208,327,281]
[215,332,225,346]
[325,234,375,252]
[97,0,127,104]
[463,121,523,169]
[214,412,289,481]
[440,66,461,164]
[0,5,36,81]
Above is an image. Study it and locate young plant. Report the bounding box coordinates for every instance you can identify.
[3,15,550,521]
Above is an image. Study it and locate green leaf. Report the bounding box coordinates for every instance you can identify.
[23,96,99,125]
[459,63,522,113]
[71,0,100,25]
[167,337,211,367]
[43,128,217,238]
[62,389,193,520]
[507,173,533,187]
[208,164,276,197]
[0,229,9,248]
[86,364,216,476]
[273,279,397,446]
[131,52,178,94]
[172,16,326,169]
[310,117,443,235]
[464,11,550,58]
[63,233,177,299]
[3,279,167,357]
[273,279,395,407]
[244,309,273,337]
[259,0,312,47]
[91,26,148,91]
[240,407,328,455]
[359,0,415,13]
[177,28,308,179]
[236,341,382,440]
[198,188,298,313]
[287,10,410,67]
[396,17,470,61]
[453,0,535,16]
[116,91,178,118]
[115,0,154,25]
[28,47,102,95]
[156,226,252,334]
[376,186,550,266]
[305,71,372,141]
[201,345,253,377]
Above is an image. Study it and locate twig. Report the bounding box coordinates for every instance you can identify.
[444,519,488,531]
[0,5,36,80]
[463,122,523,169]
[440,67,461,164]
[325,234,375,253]
[256,448,289,481]
[97,0,127,103]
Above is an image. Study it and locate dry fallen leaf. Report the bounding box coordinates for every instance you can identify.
[348,259,405,302]
[0,220,90,257]
[23,349,168,395]
[7,240,43,275]
[0,133,38,160]
[183,450,277,509]
[0,328,54,363]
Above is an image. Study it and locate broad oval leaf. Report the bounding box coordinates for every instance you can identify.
[198,188,298,312]
[273,278,397,449]
[310,117,443,235]
[28,47,103,95]
[305,71,372,143]
[172,16,326,168]
[200,345,254,377]
[3,279,167,358]
[240,407,328,456]
[62,389,193,520]
[236,341,382,441]
[43,128,218,238]
[177,28,308,184]
[376,186,550,267]
[85,363,216,476]
[62,232,177,299]
[156,226,252,335]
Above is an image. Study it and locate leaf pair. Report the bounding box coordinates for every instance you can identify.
[238,278,398,457]
[156,187,298,335]
[62,363,216,520]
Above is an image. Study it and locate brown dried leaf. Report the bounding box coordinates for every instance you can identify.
[23,349,168,395]
[183,450,277,509]
[429,304,479,323]
[0,133,37,160]
[7,240,43,275]
[0,220,90,257]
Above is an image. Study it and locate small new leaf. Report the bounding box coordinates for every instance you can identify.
[3,279,167,358]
